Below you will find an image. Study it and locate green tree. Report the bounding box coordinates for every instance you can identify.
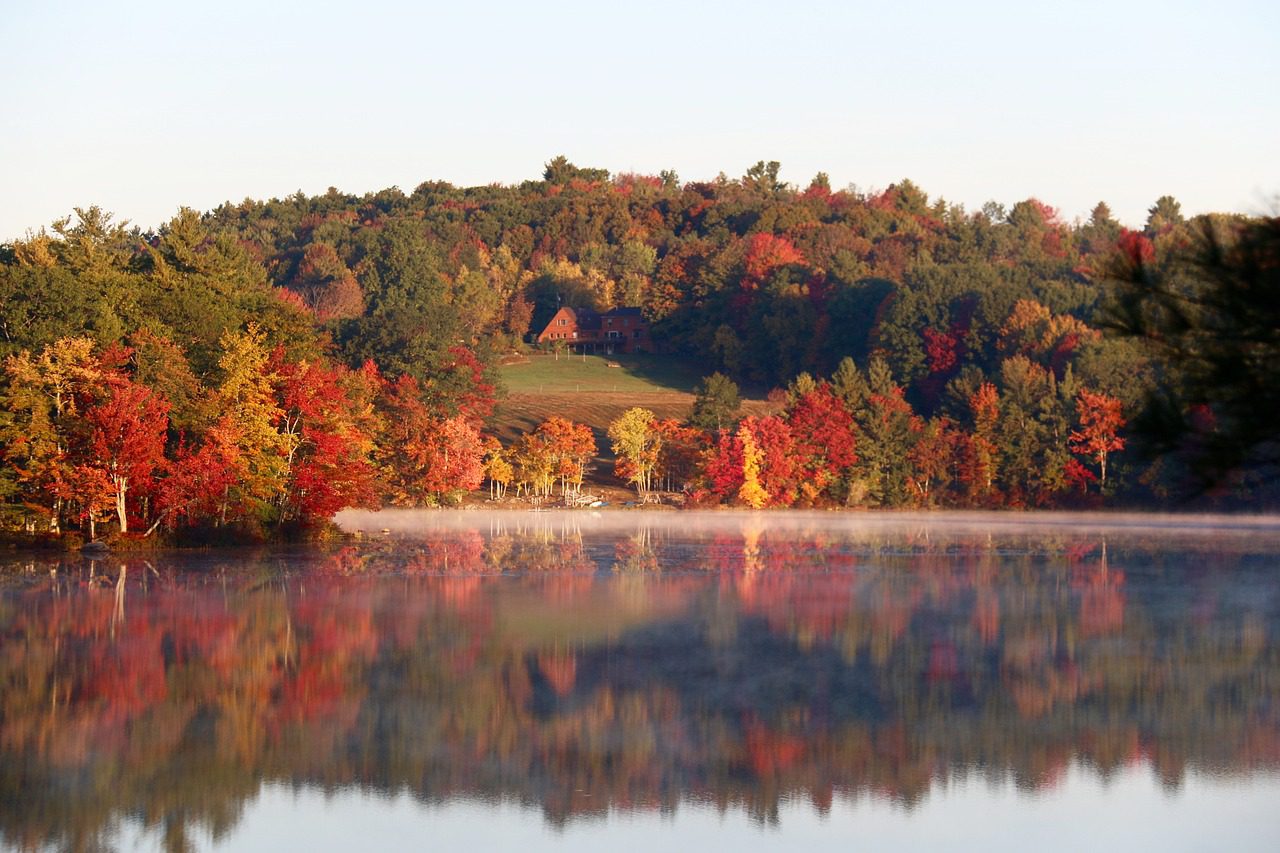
[544,155,610,185]
[1104,215,1279,496]
[743,160,785,196]
[1145,195,1184,234]
[689,372,741,432]
[851,360,919,506]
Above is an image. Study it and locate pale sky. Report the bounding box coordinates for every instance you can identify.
[2,0,1277,240]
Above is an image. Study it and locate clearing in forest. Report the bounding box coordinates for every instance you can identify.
[490,354,776,483]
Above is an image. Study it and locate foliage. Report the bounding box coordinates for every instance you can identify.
[688,372,741,432]
[1070,389,1126,488]
[608,408,661,497]
[0,160,1271,514]
[736,425,769,508]
[1104,215,1280,498]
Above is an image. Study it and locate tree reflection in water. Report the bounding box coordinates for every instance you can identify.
[1,513,1278,850]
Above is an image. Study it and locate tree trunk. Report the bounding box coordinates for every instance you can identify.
[115,476,128,533]
[144,513,169,537]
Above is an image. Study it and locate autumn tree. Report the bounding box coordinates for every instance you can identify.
[703,429,745,503]
[747,415,797,506]
[0,337,102,532]
[80,373,170,533]
[908,417,959,506]
[608,408,661,498]
[273,355,379,523]
[1070,389,1126,488]
[214,325,291,523]
[380,375,484,505]
[534,416,596,497]
[961,382,1001,502]
[741,233,805,288]
[785,385,857,504]
[482,437,513,500]
[290,242,363,320]
[737,425,768,509]
[653,419,705,493]
[151,437,239,533]
[512,432,555,499]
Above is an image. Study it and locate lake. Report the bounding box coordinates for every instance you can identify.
[2,510,1279,851]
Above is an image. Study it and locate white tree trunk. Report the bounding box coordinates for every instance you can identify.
[114,476,129,533]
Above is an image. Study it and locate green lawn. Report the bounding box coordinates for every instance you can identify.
[498,353,706,395]
[491,353,780,479]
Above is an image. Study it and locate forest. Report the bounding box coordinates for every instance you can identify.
[1,157,1276,540]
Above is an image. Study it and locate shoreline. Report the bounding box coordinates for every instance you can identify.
[7,505,1280,558]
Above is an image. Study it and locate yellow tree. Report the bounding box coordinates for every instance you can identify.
[608,407,661,497]
[737,426,768,508]
[0,337,102,532]
[513,433,555,499]
[482,438,513,500]
[215,325,290,523]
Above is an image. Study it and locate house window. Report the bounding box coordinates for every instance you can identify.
[606,319,613,327]
[634,330,641,339]
[572,332,578,339]
[558,318,567,326]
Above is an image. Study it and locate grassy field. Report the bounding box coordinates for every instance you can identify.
[490,354,777,490]
[498,352,705,395]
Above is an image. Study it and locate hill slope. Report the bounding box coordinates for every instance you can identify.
[491,353,776,491]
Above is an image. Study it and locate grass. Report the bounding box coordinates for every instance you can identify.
[498,352,705,395]
[489,353,778,487]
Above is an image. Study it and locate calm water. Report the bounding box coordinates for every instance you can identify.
[2,510,1279,851]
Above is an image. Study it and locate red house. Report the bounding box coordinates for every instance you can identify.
[536,306,652,354]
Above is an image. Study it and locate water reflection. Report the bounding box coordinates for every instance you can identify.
[1,512,1279,850]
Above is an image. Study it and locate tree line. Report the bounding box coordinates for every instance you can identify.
[0,329,492,539]
[2,158,1276,533]
[492,355,1123,509]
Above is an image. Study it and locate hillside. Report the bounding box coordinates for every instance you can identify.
[492,353,776,491]
[3,159,1274,529]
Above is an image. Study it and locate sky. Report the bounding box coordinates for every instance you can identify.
[2,0,1277,240]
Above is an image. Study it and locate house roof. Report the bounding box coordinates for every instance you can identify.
[547,306,645,331]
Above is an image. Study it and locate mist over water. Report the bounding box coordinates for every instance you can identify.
[338,506,1280,535]
[3,511,1279,850]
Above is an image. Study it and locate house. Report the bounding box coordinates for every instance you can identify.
[535,306,652,354]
